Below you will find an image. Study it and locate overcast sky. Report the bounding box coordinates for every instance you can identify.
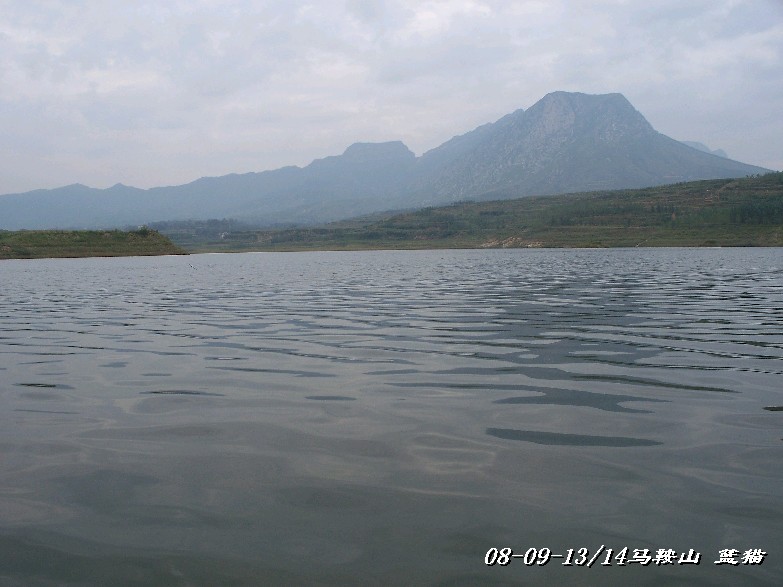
[1,0,781,195]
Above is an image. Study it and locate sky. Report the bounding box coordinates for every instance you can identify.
[1,0,781,195]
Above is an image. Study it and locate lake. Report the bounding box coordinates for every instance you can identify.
[1,248,781,586]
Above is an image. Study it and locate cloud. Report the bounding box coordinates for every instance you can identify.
[0,0,780,194]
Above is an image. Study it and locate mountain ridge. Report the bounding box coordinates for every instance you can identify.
[0,91,771,230]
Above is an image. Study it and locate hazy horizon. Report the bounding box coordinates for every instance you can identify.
[2,0,781,195]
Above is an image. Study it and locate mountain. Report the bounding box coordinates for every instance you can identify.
[0,92,771,230]
[408,92,765,204]
[0,142,416,230]
[682,141,728,158]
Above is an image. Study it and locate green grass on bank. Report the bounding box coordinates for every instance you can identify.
[165,172,783,252]
[0,228,187,260]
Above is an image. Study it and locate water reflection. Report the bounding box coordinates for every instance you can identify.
[486,427,662,446]
[493,388,664,413]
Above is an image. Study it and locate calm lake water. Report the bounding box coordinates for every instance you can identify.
[1,248,781,586]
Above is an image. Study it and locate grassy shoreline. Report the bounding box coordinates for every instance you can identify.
[0,228,187,260]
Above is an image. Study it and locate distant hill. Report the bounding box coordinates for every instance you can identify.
[177,172,783,251]
[682,141,728,158]
[0,91,771,230]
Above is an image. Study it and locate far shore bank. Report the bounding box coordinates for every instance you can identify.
[158,173,783,253]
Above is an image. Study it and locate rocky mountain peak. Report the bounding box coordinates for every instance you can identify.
[341,141,415,162]
[525,91,654,143]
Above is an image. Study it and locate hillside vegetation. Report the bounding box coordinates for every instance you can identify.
[0,228,186,260]
[168,173,783,252]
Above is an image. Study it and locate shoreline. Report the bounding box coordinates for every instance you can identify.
[0,229,187,260]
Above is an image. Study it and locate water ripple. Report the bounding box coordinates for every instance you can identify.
[486,428,662,447]
[0,248,781,586]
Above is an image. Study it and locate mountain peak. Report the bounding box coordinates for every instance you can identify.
[531,91,641,118]
[342,141,415,162]
[538,91,629,106]
[526,91,654,141]
[682,141,728,158]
